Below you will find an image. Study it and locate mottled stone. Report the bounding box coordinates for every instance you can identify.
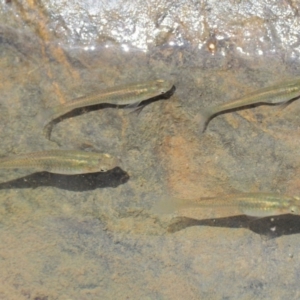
[0,0,300,299]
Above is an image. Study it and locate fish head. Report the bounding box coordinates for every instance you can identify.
[97,153,120,172]
[288,196,300,215]
[153,79,174,95]
[288,205,300,215]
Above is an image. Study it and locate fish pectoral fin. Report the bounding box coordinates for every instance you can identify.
[125,101,142,109]
[127,105,145,116]
[278,100,292,111]
[123,101,145,116]
[267,100,293,120]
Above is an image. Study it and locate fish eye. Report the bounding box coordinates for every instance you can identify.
[290,206,299,214]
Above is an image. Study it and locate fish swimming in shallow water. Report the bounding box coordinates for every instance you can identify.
[39,79,174,131]
[0,150,119,176]
[199,77,300,132]
[153,192,300,218]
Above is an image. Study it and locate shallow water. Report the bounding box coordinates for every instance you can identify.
[1,1,300,299]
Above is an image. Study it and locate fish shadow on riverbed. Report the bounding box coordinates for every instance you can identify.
[168,214,300,239]
[0,167,129,191]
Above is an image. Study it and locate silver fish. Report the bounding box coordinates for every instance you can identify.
[0,150,119,175]
[154,192,300,218]
[199,77,300,132]
[40,79,174,128]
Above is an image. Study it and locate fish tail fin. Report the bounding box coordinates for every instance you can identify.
[152,197,192,214]
[278,100,292,111]
[37,106,57,128]
[198,108,212,133]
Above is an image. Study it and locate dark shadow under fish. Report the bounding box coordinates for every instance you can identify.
[0,167,129,191]
[167,214,300,239]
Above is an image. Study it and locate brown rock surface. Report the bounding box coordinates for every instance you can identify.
[0,0,300,299]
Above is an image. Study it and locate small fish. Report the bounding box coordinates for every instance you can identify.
[199,77,300,132]
[154,192,300,218]
[39,79,174,128]
[0,150,119,175]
